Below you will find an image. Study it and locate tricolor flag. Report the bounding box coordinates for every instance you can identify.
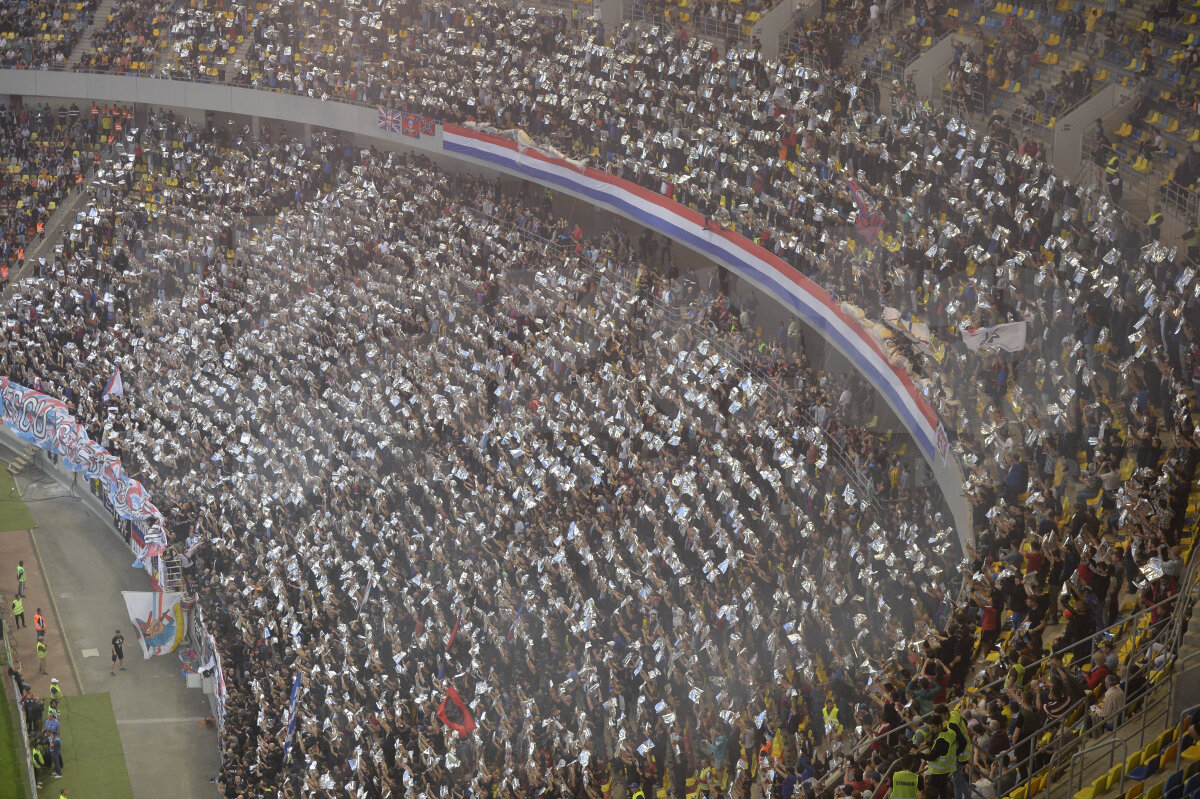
[377,107,403,133]
[846,179,886,242]
[437,685,477,738]
[102,366,124,403]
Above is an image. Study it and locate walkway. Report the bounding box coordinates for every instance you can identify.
[0,439,220,799]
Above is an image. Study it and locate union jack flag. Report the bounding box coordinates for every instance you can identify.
[377,106,403,133]
[846,179,886,243]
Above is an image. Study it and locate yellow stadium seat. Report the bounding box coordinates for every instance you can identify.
[1076,774,1109,799]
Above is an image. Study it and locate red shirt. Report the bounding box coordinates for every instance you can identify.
[1085,664,1110,690]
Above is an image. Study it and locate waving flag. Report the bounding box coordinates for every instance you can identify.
[377,107,403,133]
[282,672,303,763]
[961,321,1028,353]
[505,603,525,643]
[102,365,124,403]
[446,616,460,650]
[846,179,886,242]
[437,685,477,738]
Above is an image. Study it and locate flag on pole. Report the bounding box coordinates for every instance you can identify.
[446,616,460,651]
[102,366,124,403]
[358,573,374,610]
[437,685,477,738]
[282,672,303,763]
[846,180,886,242]
[505,603,525,643]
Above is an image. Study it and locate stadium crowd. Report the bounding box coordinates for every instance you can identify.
[0,0,96,68]
[2,110,963,799]
[0,104,104,287]
[75,0,182,73]
[0,1,1197,798]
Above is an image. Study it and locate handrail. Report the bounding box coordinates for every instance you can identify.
[1070,738,1129,799]
[827,545,1200,796]
[875,753,903,799]
[966,579,1188,701]
[0,611,36,799]
[982,543,1200,795]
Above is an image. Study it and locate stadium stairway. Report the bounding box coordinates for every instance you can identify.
[225,21,257,78]
[65,0,118,69]
[8,159,96,292]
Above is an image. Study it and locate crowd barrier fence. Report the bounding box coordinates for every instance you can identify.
[1,613,37,799]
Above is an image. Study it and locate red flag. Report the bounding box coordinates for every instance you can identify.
[446,616,460,651]
[400,112,421,139]
[437,686,476,738]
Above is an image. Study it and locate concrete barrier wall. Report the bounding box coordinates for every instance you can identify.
[753,0,801,59]
[0,424,125,550]
[1053,82,1138,178]
[905,33,956,98]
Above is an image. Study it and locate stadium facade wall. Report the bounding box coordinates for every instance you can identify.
[0,70,973,548]
[1053,82,1139,177]
[751,1,798,60]
[903,34,956,99]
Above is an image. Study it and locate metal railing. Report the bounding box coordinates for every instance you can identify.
[821,541,1200,797]
[997,547,1200,797]
[625,0,754,43]
[1,614,37,799]
[1069,738,1129,799]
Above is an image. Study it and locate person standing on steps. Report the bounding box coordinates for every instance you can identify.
[16,560,26,598]
[111,629,125,675]
[12,594,25,628]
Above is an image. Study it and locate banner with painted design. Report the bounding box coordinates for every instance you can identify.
[122,591,189,658]
[0,378,167,543]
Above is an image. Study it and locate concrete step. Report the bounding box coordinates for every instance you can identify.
[6,161,96,295]
[7,445,42,478]
[226,23,257,77]
[65,0,119,70]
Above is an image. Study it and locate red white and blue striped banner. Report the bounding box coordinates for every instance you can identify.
[441,125,943,461]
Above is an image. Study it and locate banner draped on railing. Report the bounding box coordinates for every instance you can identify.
[0,377,168,550]
[122,590,190,658]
